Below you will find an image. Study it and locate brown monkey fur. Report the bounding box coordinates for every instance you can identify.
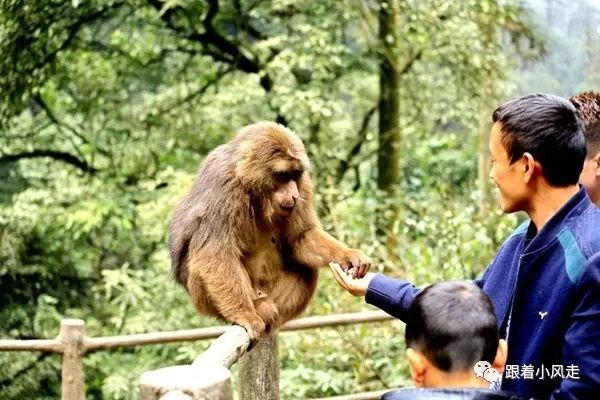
[169,122,372,340]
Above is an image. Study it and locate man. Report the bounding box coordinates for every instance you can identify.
[403,281,507,389]
[330,94,600,399]
[571,91,600,205]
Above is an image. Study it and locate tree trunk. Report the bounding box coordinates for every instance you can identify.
[477,96,492,217]
[237,334,279,400]
[377,1,401,242]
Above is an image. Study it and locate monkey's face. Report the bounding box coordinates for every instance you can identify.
[271,168,302,217]
[233,122,310,221]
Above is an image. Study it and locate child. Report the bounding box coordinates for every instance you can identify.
[403,281,506,389]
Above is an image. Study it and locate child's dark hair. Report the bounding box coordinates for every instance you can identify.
[405,281,499,373]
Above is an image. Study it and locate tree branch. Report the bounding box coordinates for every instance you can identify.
[399,49,423,76]
[232,0,266,40]
[0,150,97,174]
[336,105,377,184]
[145,0,289,123]
[145,67,233,123]
[146,0,277,91]
[33,93,112,159]
[31,3,125,74]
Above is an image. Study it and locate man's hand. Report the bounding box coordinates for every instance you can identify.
[329,262,376,297]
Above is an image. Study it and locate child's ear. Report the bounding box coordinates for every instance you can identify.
[406,348,427,387]
[493,339,508,373]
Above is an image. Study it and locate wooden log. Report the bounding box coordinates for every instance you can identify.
[86,311,392,351]
[283,310,392,331]
[238,334,279,400]
[0,338,62,353]
[0,311,393,354]
[192,325,250,369]
[139,366,232,400]
[85,326,228,351]
[59,319,86,400]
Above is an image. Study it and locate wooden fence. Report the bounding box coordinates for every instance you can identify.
[0,310,397,400]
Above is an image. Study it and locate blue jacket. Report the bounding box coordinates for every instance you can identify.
[366,188,600,400]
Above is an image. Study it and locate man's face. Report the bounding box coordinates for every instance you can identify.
[579,152,600,205]
[489,122,529,213]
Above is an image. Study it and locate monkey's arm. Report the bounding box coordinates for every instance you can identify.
[289,226,372,277]
[291,227,348,266]
[285,178,372,276]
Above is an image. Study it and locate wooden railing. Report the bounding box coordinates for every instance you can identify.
[0,310,396,400]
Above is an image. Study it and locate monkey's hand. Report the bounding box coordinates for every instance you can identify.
[253,292,280,333]
[335,249,372,279]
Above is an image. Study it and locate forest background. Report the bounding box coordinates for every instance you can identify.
[1,0,598,398]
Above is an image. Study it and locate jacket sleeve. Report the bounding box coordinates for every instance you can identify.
[364,274,420,322]
[551,252,600,400]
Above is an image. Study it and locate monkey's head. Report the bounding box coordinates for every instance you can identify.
[233,122,311,221]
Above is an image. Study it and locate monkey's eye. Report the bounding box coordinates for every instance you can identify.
[289,169,303,181]
[275,170,303,182]
[274,171,292,182]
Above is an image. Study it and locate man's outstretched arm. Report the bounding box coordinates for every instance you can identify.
[329,263,420,321]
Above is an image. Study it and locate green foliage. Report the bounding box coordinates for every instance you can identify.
[0,0,594,399]
[513,0,600,96]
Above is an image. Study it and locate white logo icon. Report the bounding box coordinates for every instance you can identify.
[474,361,502,383]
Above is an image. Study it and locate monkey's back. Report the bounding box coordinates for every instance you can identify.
[168,143,252,287]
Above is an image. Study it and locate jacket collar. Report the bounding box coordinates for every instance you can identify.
[522,186,591,255]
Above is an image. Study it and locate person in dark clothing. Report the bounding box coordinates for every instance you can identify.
[402,281,507,389]
[381,388,534,400]
[330,94,600,400]
[570,91,600,206]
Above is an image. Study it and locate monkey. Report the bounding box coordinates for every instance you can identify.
[169,122,372,340]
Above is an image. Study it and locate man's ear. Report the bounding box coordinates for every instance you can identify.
[406,348,427,388]
[593,152,600,177]
[522,152,537,183]
[493,339,508,373]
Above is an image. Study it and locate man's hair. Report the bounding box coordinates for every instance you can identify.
[569,91,600,157]
[405,281,498,373]
[492,93,586,187]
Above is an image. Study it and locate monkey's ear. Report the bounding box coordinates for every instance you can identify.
[234,141,269,190]
[234,141,254,183]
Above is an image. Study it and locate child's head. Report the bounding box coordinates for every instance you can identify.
[571,91,600,205]
[404,281,507,388]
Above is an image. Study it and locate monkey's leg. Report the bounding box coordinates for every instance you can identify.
[268,266,318,325]
[187,254,266,340]
[253,290,280,333]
